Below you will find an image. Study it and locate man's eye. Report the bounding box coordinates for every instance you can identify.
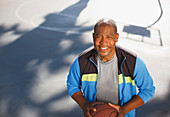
[107,36,113,39]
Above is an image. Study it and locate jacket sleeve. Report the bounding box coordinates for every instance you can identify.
[134,56,155,103]
[67,57,81,96]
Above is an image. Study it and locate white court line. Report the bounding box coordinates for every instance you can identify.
[16,0,162,35]
[15,1,86,34]
[30,14,84,34]
[15,1,32,25]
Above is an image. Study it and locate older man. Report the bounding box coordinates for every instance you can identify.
[67,18,155,117]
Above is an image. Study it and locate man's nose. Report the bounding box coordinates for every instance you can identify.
[100,36,107,45]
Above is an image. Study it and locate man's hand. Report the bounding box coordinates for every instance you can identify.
[82,102,96,117]
[108,95,145,117]
[82,102,105,117]
[72,92,104,117]
[108,103,126,117]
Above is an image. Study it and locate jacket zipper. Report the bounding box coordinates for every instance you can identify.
[89,58,98,102]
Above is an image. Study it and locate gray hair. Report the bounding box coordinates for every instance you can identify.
[94,18,117,34]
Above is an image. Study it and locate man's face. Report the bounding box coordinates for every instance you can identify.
[93,24,119,61]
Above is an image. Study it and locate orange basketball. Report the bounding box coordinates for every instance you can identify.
[90,103,118,117]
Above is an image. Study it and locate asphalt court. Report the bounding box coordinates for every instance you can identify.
[0,0,170,117]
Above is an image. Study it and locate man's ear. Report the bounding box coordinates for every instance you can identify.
[116,33,119,42]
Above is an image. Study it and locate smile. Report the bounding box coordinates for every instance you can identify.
[100,47,108,50]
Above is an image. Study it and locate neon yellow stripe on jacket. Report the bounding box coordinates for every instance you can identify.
[82,74,135,85]
[118,74,135,86]
[82,74,97,81]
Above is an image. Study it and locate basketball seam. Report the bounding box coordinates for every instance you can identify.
[108,110,117,117]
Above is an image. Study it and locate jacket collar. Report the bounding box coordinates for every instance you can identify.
[89,48,98,65]
[89,46,126,70]
[115,46,126,72]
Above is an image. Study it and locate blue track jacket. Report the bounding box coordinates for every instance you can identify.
[67,46,155,117]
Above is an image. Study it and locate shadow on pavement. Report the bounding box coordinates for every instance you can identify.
[122,25,163,46]
[0,0,91,117]
[122,0,163,46]
[0,0,168,117]
[136,83,170,117]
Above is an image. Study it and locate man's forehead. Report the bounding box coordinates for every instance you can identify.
[96,23,116,32]
[94,32,115,36]
[95,25,115,33]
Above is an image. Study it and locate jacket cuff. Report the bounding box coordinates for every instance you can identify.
[137,87,155,103]
[68,87,81,96]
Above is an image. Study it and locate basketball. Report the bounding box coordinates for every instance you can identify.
[90,103,118,117]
